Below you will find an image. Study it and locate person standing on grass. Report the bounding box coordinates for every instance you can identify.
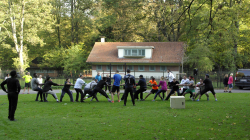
[1,71,21,121]
[194,78,209,101]
[95,72,102,82]
[111,70,122,103]
[37,75,43,88]
[143,77,163,101]
[105,74,111,95]
[43,77,62,102]
[152,76,167,101]
[84,77,112,102]
[180,75,189,95]
[166,69,175,89]
[74,75,86,102]
[31,73,44,102]
[123,69,135,106]
[165,78,180,100]
[84,79,98,100]
[134,75,147,101]
[22,72,32,94]
[60,78,74,102]
[228,73,233,93]
[5,74,10,80]
[223,74,229,92]
[197,74,217,101]
[181,76,196,101]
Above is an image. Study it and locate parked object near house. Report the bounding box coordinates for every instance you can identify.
[235,69,250,89]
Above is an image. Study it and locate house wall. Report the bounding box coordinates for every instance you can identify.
[92,65,179,78]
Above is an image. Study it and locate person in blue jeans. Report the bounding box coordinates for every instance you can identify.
[111,70,122,102]
[60,78,74,102]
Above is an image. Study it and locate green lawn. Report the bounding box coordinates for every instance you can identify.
[0,93,249,139]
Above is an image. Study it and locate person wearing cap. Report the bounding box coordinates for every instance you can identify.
[111,70,122,103]
[134,75,147,101]
[84,77,112,102]
[180,76,196,101]
[43,77,62,102]
[152,76,167,101]
[197,74,217,101]
[74,75,86,102]
[1,70,21,121]
[143,77,163,101]
[123,69,136,106]
[165,77,180,100]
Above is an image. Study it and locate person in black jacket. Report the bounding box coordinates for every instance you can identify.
[165,78,180,100]
[123,69,136,106]
[223,74,229,92]
[134,75,147,101]
[104,74,111,95]
[1,70,21,121]
[197,74,217,101]
[43,77,63,102]
[84,77,112,102]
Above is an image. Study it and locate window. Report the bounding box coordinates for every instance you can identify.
[160,66,167,71]
[117,65,123,71]
[149,66,155,71]
[35,70,44,73]
[127,66,134,71]
[96,65,102,71]
[124,49,145,57]
[138,66,145,71]
[106,65,113,71]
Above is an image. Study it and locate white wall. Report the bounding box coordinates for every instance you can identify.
[145,49,152,58]
[118,49,124,58]
[92,70,179,79]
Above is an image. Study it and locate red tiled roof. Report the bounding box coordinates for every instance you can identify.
[86,42,184,63]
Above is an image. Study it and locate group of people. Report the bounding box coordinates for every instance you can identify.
[1,69,218,121]
[223,73,234,93]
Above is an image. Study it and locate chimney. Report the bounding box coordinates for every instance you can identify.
[100,36,105,42]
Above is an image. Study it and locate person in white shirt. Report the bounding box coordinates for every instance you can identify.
[5,74,10,80]
[84,79,98,100]
[74,75,86,102]
[37,75,43,88]
[179,75,190,95]
[166,69,175,89]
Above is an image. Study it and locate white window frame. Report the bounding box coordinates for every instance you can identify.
[138,66,145,71]
[149,66,155,71]
[124,49,145,57]
[96,65,102,71]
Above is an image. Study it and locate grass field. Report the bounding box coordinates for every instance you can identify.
[0,93,249,140]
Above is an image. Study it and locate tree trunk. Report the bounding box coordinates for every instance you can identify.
[71,0,74,44]
[19,0,25,73]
